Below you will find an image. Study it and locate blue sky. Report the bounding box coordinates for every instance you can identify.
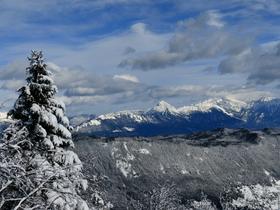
[1,0,280,115]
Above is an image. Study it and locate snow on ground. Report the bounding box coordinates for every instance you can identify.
[98,113,116,120]
[232,180,280,209]
[115,159,137,178]
[88,119,101,126]
[112,129,122,133]
[264,169,270,176]
[181,169,189,175]
[111,143,138,178]
[123,127,135,132]
[159,163,166,174]
[123,143,135,161]
[138,148,150,154]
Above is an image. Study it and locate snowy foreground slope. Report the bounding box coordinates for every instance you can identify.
[76,97,280,137]
[75,128,280,209]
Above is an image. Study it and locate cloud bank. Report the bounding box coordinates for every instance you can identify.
[119,11,251,71]
[219,43,280,85]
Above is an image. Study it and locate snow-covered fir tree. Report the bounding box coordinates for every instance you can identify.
[0,51,89,210]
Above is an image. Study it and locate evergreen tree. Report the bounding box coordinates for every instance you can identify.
[0,51,89,210]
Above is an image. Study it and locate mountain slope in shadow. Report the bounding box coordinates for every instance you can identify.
[75,128,280,209]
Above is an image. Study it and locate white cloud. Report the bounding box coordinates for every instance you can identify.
[113,74,139,83]
[131,23,148,34]
[206,10,224,28]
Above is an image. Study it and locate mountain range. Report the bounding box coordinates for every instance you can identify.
[75,97,280,137]
[1,97,280,137]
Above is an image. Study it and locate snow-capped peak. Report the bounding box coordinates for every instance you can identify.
[178,97,246,115]
[149,100,178,113]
